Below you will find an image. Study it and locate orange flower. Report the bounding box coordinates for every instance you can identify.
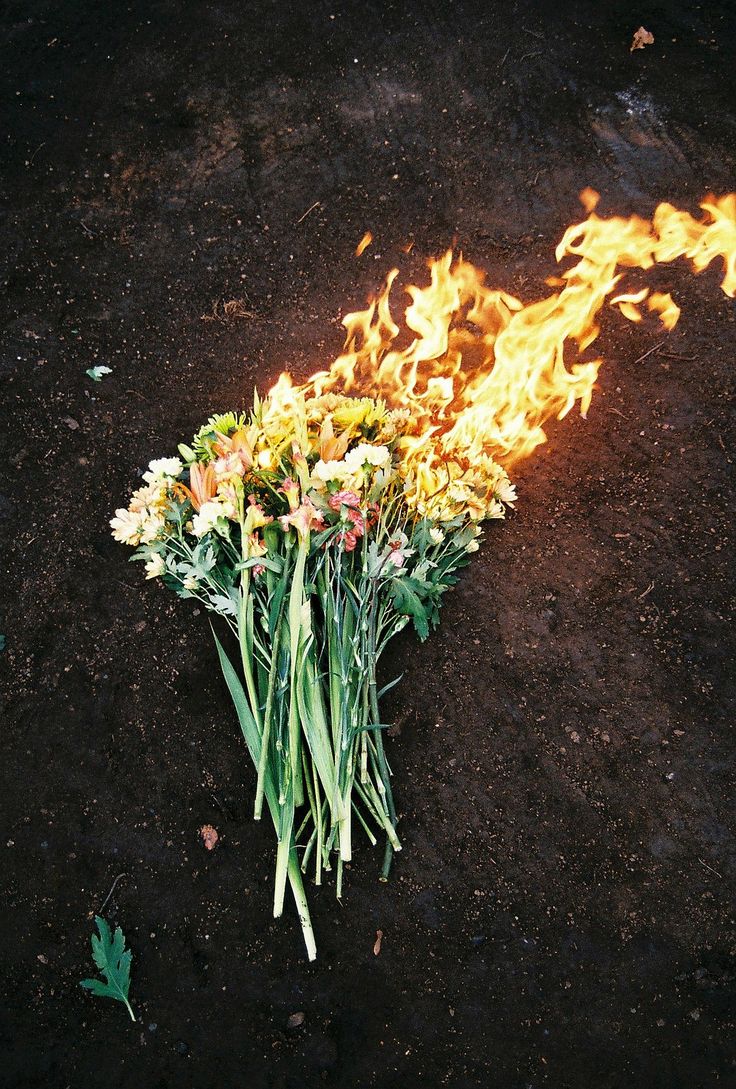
[176,463,218,511]
[319,417,349,463]
[214,428,254,474]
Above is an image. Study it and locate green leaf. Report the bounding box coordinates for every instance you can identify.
[0,634,5,652]
[80,916,136,1021]
[177,443,196,463]
[209,592,238,617]
[390,577,431,640]
[85,365,112,382]
[376,673,404,700]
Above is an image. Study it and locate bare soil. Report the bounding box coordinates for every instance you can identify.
[1,2,734,1087]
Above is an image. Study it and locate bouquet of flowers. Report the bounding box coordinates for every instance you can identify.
[111,383,516,958]
[111,191,735,958]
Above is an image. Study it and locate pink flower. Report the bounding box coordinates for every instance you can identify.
[279,477,300,512]
[328,490,362,511]
[279,498,325,539]
[387,540,409,567]
[337,529,359,552]
[329,490,365,541]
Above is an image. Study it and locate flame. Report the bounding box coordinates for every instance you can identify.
[355,231,373,256]
[271,192,736,480]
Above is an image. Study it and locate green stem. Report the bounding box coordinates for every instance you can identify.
[254,611,284,820]
[287,853,317,962]
[367,597,400,876]
[273,834,291,918]
[287,541,308,808]
[238,573,263,733]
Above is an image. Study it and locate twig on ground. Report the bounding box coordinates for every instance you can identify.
[698,858,722,879]
[632,341,665,366]
[99,873,129,913]
[296,201,321,225]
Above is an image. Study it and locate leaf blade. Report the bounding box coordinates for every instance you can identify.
[80,916,136,1021]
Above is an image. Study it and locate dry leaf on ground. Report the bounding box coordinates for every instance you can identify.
[630,27,654,52]
[200,824,219,850]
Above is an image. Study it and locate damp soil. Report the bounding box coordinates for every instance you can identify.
[1,2,735,1087]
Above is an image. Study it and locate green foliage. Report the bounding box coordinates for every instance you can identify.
[80,916,136,1021]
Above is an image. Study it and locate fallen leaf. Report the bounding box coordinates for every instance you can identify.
[86,365,112,382]
[200,824,219,850]
[373,929,383,956]
[630,27,654,52]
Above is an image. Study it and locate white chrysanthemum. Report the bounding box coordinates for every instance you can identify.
[429,526,445,545]
[191,500,225,538]
[139,509,166,544]
[218,496,238,521]
[494,477,517,506]
[144,554,166,579]
[129,481,166,513]
[143,457,183,484]
[310,458,364,491]
[466,539,480,553]
[110,508,143,545]
[344,443,391,471]
[485,499,505,520]
[183,575,199,591]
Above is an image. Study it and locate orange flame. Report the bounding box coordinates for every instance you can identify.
[272,192,736,477]
[355,231,373,256]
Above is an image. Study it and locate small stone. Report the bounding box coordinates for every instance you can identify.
[286,1012,305,1030]
[175,1040,189,1055]
[63,416,79,430]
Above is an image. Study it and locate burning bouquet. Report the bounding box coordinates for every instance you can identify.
[111,386,515,958]
[112,191,735,958]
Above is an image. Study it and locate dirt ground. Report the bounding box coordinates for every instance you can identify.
[1,2,735,1086]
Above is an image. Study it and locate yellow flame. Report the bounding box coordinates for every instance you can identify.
[355,231,373,256]
[271,193,736,480]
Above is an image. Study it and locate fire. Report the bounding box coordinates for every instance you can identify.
[270,192,736,481]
